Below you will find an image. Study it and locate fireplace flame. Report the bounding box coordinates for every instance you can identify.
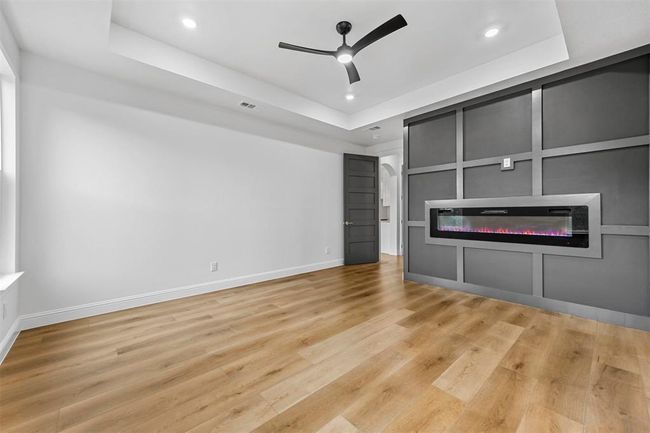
[437,225,571,237]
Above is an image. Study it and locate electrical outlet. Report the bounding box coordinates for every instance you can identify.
[210,262,218,272]
[325,247,330,255]
[501,157,514,171]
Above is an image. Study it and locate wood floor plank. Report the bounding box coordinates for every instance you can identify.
[516,405,584,433]
[252,347,411,433]
[538,328,595,388]
[433,321,522,402]
[382,385,464,433]
[127,351,309,433]
[315,415,358,433]
[585,372,650,433]
[261,323,410,413]
[528,378,588,424]
[446,366,536,433]
[500,340,547,379]
[297,308,413,363]
[1,255,649,433]
[343,330,468,432]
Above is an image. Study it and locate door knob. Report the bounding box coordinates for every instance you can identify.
[344,221,354,226]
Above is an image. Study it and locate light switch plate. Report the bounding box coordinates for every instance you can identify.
[501,157,514,171]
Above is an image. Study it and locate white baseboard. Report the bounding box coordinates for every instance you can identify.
[0,317,20,364]
[1,259,343,362]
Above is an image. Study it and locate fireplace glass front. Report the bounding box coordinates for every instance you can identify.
[430,206,589,247]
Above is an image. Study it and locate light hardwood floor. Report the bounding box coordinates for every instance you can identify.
[1,255,650,433]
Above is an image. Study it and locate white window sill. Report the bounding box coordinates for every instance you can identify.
[0,272,23,293]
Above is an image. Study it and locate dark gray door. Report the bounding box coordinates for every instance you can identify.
[344,153,379,265]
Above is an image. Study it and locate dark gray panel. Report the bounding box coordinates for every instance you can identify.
[348,175,376,189]
[349,241,378,263]
[349,209,374,220]
[408,112,456,168]
[349,225,374,242]
[408,227,457,280]
[543,56,649,149]
[464,248,533,295]
[543,146,649,225]
[349,192,375,205]
[464,91,532,160]
[349,158,376,172]
[544,235,649,316]
[464,161,532,199]
[408,170,456,221]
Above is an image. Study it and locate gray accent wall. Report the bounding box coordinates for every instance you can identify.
[408,112,456,168]
[403,48,650,330]
[542,56,649,149]
[464,91,532,160]
[408,227,457,280]
[408,170,456,221]
[543,146,649,225]
[464,161,533,199]
[464,248,533,295]
[544,235,649,315]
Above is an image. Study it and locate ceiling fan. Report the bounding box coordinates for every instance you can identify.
[278,14,408,84]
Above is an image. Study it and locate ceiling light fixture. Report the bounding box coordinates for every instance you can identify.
[345,93,355,101]
[182,17,197,29]
[484,27,499,38]
[336,52,353,64]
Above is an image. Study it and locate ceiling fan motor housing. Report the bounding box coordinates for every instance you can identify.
[336,21,352,48]
[336,21,352,36]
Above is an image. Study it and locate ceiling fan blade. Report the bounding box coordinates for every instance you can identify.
[278,42,335,56]
[344,62,360,84]
[351,14,407,55]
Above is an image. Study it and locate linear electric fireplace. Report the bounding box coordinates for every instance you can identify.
[433,206,588,247]
[424,194,602,258]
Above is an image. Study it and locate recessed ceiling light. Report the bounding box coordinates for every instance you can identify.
[484,27,499,38]
[182,17,197,29]
[345,93,355,101]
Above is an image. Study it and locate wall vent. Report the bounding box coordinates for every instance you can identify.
[240,101,256,109]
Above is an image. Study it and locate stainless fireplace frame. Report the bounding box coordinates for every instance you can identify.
[425,193,602,258]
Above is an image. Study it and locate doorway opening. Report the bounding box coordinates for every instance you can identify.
[379,154,403,257]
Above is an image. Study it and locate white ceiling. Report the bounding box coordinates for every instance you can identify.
[1,0,649,148]
[111,1,563,114]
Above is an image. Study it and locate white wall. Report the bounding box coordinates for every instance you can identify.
[17,54,362,322]
[366,139,402,158]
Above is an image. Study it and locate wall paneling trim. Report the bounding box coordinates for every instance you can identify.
[403,46,650,331]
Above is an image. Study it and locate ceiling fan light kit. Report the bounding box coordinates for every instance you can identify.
[278,14,408,84]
